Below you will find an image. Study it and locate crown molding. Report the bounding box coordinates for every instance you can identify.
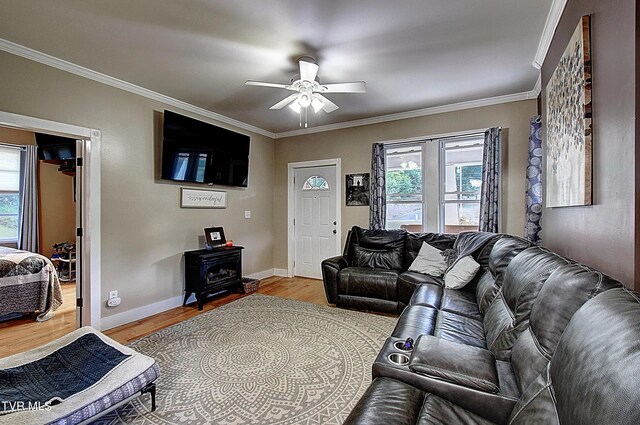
[0,38,543,141]
[533,73,542,97]
[0,38,276,139]
[533,0,568,69]
[274,91,537,139]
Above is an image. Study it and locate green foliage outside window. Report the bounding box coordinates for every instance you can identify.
[454,165,482,198]
[387,169,422,196]
[0,194,19,240]
[0,194,18,214]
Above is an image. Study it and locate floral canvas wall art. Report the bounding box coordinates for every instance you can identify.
[545,15,592,207]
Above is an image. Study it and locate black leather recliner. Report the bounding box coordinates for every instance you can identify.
[322,226,459,314]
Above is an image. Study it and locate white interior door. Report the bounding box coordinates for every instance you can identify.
[294,166,337,279]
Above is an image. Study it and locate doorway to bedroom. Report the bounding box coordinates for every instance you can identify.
[0,125,78,356]
[0,111,100,358]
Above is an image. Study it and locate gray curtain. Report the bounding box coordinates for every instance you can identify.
[369,143,386,230]
[525,116,543,244]
[479,128,501,233]
[18,145,39,252]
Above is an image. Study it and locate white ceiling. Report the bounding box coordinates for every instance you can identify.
[0,0,553,135]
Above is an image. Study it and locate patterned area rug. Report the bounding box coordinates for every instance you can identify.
[97,294,396,424]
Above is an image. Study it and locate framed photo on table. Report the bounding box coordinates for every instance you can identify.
[204,227,226,247]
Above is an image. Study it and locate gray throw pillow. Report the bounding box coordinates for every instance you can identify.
[408,242,448,277]
[444,255,480,289]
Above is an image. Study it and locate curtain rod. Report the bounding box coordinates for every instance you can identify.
[381,127,501,147]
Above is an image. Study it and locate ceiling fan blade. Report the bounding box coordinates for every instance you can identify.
[269,93,298,110]
[319,81,367,93]
[299,60,319,83]
[245,80,296,90]
[316,94,339,113]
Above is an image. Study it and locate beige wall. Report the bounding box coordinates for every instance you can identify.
[38,162,75,258]
[540,0,637,289]
[0,51,275,319]
[273,100,537,270]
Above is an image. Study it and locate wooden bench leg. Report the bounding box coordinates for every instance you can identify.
[141,382,157,411]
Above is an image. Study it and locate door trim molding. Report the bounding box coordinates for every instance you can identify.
[287,158,342,278]
[0,110,101,329]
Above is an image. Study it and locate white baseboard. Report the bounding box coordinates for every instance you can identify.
[101,295,185,330]
[273,268,288,277]
[245,269,275,280]
[245,268,288,279]
[101,268,280,330]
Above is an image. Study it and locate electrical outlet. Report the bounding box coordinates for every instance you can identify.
[244,210,251,219]
[109,290,118,300]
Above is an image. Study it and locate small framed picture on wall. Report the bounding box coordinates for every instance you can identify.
[346,173,370,206]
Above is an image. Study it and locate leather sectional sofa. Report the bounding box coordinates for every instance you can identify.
[321,227,640,424]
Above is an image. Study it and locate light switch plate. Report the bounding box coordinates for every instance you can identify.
[244,210,251,219]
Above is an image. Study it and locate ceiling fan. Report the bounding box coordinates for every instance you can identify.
[245,57,366,127]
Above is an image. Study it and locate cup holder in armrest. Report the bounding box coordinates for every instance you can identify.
[388,352,410,365]
[394,341,412,352]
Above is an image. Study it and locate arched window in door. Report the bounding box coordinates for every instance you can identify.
[302,175,329,190]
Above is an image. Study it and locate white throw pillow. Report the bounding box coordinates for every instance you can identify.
[408,242,448,277]
[444,256,480,289]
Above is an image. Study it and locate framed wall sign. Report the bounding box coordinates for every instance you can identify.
[545,15,592,207]
[180,188,227,209]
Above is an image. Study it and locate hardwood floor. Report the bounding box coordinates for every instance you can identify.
[0,282,77,358]
[105,276,328,344]
[0,276,328,357]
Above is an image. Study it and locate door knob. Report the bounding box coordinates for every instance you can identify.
[333,221,337,225]
[333,229,337,234]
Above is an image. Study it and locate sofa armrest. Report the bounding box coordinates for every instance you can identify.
[409,335,499,393]
[321,256,348,304]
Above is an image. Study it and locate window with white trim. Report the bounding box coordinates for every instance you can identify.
[0,146,21,243]
[384,133,485,233]
[440,136,484,233]
[385,145,423,231]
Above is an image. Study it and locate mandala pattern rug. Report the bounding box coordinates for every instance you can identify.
[96,294,396,424]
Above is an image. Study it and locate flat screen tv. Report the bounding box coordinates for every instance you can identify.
[35,133,76,161]
[161,110,250,187]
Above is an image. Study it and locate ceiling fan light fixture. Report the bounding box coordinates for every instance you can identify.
[311,96,324,113]
[289,100,302,113]
[297,92,312,108]
[246,58,365,126]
